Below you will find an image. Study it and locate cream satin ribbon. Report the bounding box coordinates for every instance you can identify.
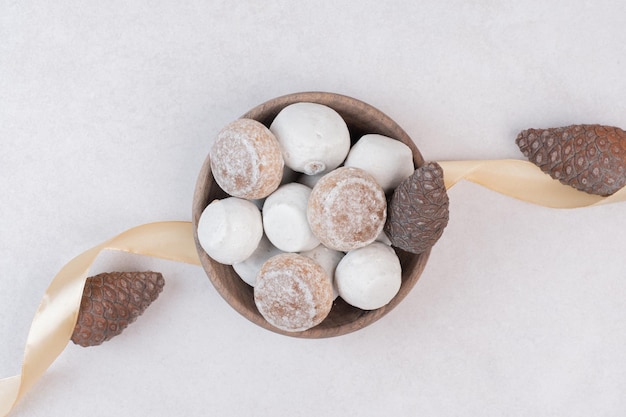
[1,160,625,416]
[0,222,201,417]
[439,160,626,207]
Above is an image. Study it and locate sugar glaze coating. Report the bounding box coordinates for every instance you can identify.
[335,242,402,310]
[197,197,263,265]
[270,102,350,175]
[210,118,284,199]
[344,134,415,193]
[307,167,387,251]
[262,183,320,252]
[254,253,333,332]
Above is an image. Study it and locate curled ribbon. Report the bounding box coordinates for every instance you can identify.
[1,160,625,416]
[0,222,200,417]
[438,159,626,208]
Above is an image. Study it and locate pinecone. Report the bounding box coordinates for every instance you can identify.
[384,161,450,254]
[516,124,626,196]
[71,271,165,347]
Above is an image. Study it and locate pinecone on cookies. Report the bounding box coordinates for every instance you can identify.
[71,271,165,347]
[384,161,450,254]
[516,124,626,196]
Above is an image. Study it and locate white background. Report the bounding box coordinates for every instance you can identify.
[1,1,625,416]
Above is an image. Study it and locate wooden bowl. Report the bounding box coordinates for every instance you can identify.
[192,91,431,338]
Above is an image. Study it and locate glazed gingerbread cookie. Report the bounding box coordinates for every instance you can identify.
[307,167,387,252]
[210,118,284,200]
[254,253,333,332]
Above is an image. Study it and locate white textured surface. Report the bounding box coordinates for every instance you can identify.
[1,1,625,416]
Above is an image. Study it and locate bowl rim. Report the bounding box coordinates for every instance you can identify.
[192,91,431,338]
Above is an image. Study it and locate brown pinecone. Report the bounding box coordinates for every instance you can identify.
[71,271,165,347]
[384,161,450,254]
[516,124,626,196]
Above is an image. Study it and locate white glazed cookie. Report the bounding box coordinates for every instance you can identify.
[335,242,402,310]
[300,244,344,300]
[307,167,387,251]
[254,253,333,332]
[270,102,350,175]
[375,229,392,246]
[344,134,414,193]
[262,183,320,252]
[210,118,284,199]
[296,171,325,189]
[197,197,263,265]
[250,166,299,210]
[233,234,283,287]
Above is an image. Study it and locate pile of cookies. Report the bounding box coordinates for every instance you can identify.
[197,102,449,332]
